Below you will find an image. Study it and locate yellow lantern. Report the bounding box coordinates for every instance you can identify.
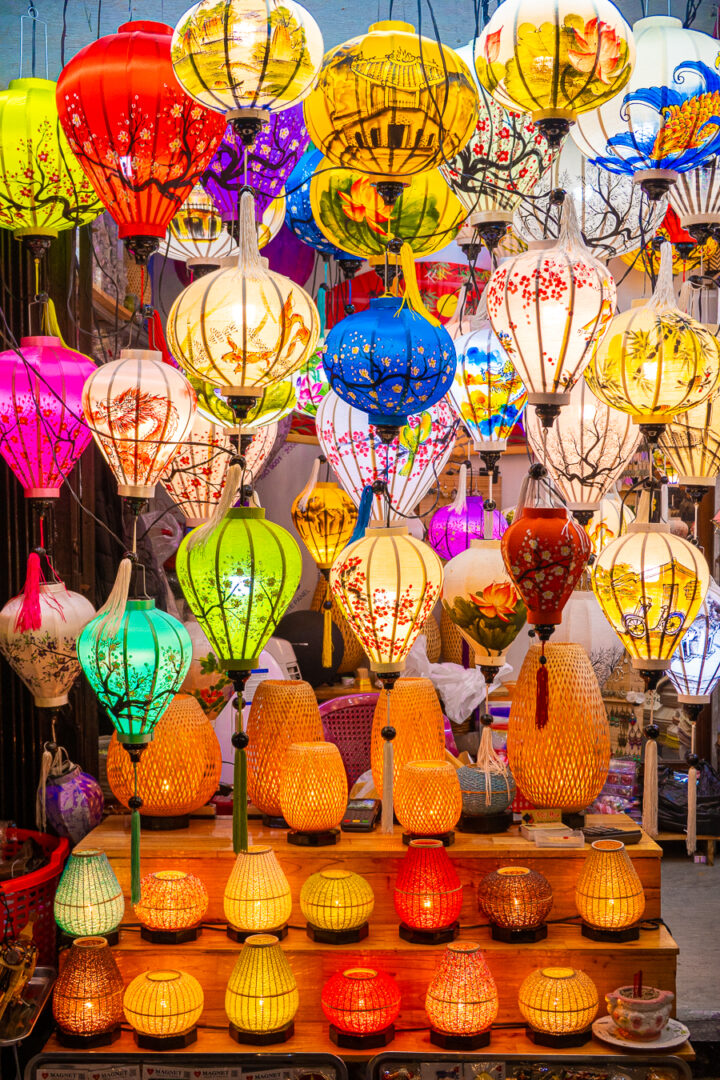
[574,839,645,941]
[519,967,599,1047]
[123,970,204,1049]
[292,476,357,570]
[225,933,299,1045]
[223,845,292,941]
[658,395,720,491]
[300,868,375,943]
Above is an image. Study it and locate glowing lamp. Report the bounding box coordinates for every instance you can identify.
[321,967,401,1049]
[477,866,553,943]
[161,184,238,270]
[575,839,646,941]
[123,970,204,1050]
[279,741,348,846]
[135,870,209,944]
[286,146,355,259]
[52,936,124,1048]
[54,849,124,945]
[225,933,299,1045]
[425,942,498,1050]
[223,846,292,942]
[518,967,599,1047]
[370,678,445,797]
[300,869,375,944]
[428,498,507,560]
[192,373,296,431]
[292,480,357,570]
[669,579,720,709]
[394,761,462,845]
[393,838,462,945]
[658,395,720,491]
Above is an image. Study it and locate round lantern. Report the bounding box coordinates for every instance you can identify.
[425,942,498,1050]
[476,0,635,147]
[0,336,94,499]
[54,849,125,943]
[0,79,101,248]
[56,21,226,262]
[394,761,462,844]
[658,395,720,489]
[519,967,599,1047]
[669,158,720,241]
[52,936,124,1048]
[124,970,203,1049]
[669,577,720,709]
[478,866,553,942]
[192,373,296,432]
[279,741,348,845]
[106,693,222,826]
[393,838,462,944]
[321,967,401,1049]
[224,846,292,941]
[42,753,103,845]
[428,495,507,561]
[300,868,375,943]
[286,147,354,259]
[225,933,299,1045]
[135,870,209,943]
[161,184,238,270]
[82,349,197,501]
[508,643,611,810]
[573,16,720,198]
[371,678,445,797]
[574,839,645,941]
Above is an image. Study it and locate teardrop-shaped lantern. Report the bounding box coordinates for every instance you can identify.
[668,577,720,707]
[658,394,720,491]
[669,158,720,243]
[292,478,357,571]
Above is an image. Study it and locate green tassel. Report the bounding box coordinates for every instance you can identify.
[131,807,141,905]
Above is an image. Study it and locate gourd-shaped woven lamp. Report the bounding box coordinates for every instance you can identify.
[425,942,498,1050]
[225,933,299,1045]
[223,846,292,942]
[53,936,124,1047]
[54,849,125,945]
[370,678,445,797]
[574,839,645,942]
[393,839,462,945]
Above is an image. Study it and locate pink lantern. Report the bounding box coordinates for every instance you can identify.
[0,336,94,499]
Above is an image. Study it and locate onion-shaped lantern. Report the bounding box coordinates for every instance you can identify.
[82,349,197,501]
[476,0,635,148]
[428,464,507,560]
[668,577,720,709]
[658,395,720,493]
[56,21,226,263]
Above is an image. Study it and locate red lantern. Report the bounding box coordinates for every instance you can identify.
[321,967,401,1049]
[393,839,462,945]
[56,21,226,264]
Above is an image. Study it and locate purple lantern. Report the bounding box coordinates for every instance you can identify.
[0,336,95,499]
[428,477,508,561]
[43,754,104,845]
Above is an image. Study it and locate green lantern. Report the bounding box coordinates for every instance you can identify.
[54,849,125,943]
[190,374,296,432]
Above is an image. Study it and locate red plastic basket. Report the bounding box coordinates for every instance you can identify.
[1,828,69,964]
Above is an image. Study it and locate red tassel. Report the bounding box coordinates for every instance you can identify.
[148,310,177,368]
[15,553,43,632]
[536,648,549,729]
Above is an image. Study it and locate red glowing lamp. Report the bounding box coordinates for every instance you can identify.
[321,967,401,1049]
[393,838,462,944]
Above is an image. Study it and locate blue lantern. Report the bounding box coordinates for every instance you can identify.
[668,578,720,708]
[286,146,359,266]
[323,296,456,428]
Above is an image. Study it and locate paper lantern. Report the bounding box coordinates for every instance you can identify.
[669,157,720,241]
[658,395,720,489]
[321,968,401,1048]
[192,373,296,431]
[573,16,720,198]
[54,849,124,943]
[56,21,226,262]
[619,204,720,276]
[135,871,209,943]
[224,846,292,941]
[292,480,357,570]
[428,496,507,561]
[668,578,720,707]
[316,391,458,523]
[300,869,375,943]
[476,0,635,146]
[123,970,203,1049]
[225,933,299,1044]
[330,525,444,680]
[508,643,610,810]
[393,838,462,944]
[279,741,348,845]
[286,146,354,258]
[0,336,95,499]
[43,757,104,846]
[82,349,197,501]
[161,184,238,269]
[394,762,462,844]
[592,522,709,673]
[425,942,498,1049]
[575,839,645,941]
[304,20,477,195]
[477,867,553,942]
[519,967,599,1047]
[53,936,124,1047]
[371,678,445,796]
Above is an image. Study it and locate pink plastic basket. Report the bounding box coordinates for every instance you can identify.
[1,828,69,964]
[319,693,377,788]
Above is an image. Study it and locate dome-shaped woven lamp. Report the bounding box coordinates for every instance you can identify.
[425,942,498,1050]
[223,846,292,942]
[54,849,125,946]
[477,866,553,943]
[518,967,599,1048]
[279,741,348,846]
[106,694,222,830]
[393,839,462,945]
[310,576,366,674]
[508,643,610,812]
[134,870,209,944]
[370,679,445,799]
[394,761,462,846]
[300,868,375,944]
[321,967,401,1049]
[225,933,299,1045]
[575,839,646,942]
[245,680,324,827]
[52,937,124,1048]
[123,970,204,1049]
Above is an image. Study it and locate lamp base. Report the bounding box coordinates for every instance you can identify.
[227,923,288,943]
[526,1025,592,1047]
[262,814,289,829]
[491,923,548,943]
[402,831,454,847]
[140,926,200,944]
[306,921,369,944]
[430,1028,491,1050]
[458,811,513,834]
[229,1021,294,1045]
[60,929,119,948]
[56,1025,121,1048]
[329,1023,395,1049]
[141,814,190,831]
[399,921,459,945]
[581,922,640,942]
[287,828,340,847]
[135,1028,197,1050]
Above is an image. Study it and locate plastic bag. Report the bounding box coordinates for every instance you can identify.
[405,634,510,724]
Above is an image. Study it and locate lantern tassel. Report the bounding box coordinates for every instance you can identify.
[15,552,43,632]
[643,725,659,839]
[186,463,242,551]
[347,484,374,545]
[396,242,441,326]
[41,297,66,345]
[648,242,676,311]
[322,577,333,670]
[92,557,133,642]
[687,724,697,856]
[451,462,468,517]
[476,714,510,807]
[232,689,249,855]
[536,645,549,729]
[35,742,58,831]
[238,189,263,272]
[297,457,321,513]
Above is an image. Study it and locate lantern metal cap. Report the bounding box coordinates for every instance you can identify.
[226,507,265,520]
[125,598,154,610]
[118,348,163,362]
[470,539,501,550]
[364,524,408,538]
[633,15,682,30]
[117,20,172,35]
[369,20,415,33]
[626,522,670,534]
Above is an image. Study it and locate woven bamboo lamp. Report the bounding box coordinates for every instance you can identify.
[225,934,299,1045]
[246,680,324,827]
[54,849,125,946]
[134,870,209,944]
[106,694,222,829]
[393,839,462,944]
[575,840,646,942]
[279,741,348,847]
[53,937,124,1047]
[518,967,599,1048]
[371,679,445,798]
[300,869,375,944]
[223,846,292,942]
[394,761,462,845]
[478,867,553,943]
[123,970,204,1049]
[321,968,401,1049]
[425,942,498,1049]
[508,643,611,816]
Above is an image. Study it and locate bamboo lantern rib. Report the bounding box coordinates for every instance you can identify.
[478,867,553,930]
[223,846,292,934]
[279,742,348,832]
[123,971,204,1038]
[53,937,124,1038]
[574,840,646,930]
[371,678,446,795]
[518,968,599,1036]
[394,761,462,835]
[225,934,299,1035]
[245,681,324,817]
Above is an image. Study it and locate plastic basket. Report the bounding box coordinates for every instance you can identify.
[1,828,69,964]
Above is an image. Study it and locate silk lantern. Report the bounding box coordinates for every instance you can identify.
[669,158,720,242]
[293,347,331,418]
[54,849,125,943]
[519,967,599,1047]
[322,967,401,1048]
[286,146,355,259]
[658,395,720,491]
[669,578,720,709]
[225,933,299,1045]
[425,942,498,1049]
[82,349,197,501]
[135,870,209,943]
[224,846,292,941]
[161,185,239,270]
[300,869,375,943]
[52,936,124,1047]
[56,21,226,263]
[574,839,645,941]
[393,839,462,944]
[123,970,204,1049]
[0,336,95,500]
[428,469,507,560]
[476,0,635,147]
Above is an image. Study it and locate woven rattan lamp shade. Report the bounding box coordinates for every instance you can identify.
[575,840,646,939]
[279,741,348,842]
[225,933,299,1044]
[478,867,553,942]
[371,679,445,796]
[518,967,599,1046]
[223,846,292,941]
[300,869,374,942]
[394,761,462,841]
[425,942,498,1048]
[53,936,124,1046]
[134,871,208,942]
[393,838,462,944]
[54,849,124,942]
[123,970,204,1048]
[246,680,324,821]
[508,643,610,811]
[321,967,401,1048]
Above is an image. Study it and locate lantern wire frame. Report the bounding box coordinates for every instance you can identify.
[52,936,124,1046]
[225,933,299,1044]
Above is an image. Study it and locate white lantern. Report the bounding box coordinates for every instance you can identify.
[669,159,720,243]
[668,578,720,705]
[658,394,720,490]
